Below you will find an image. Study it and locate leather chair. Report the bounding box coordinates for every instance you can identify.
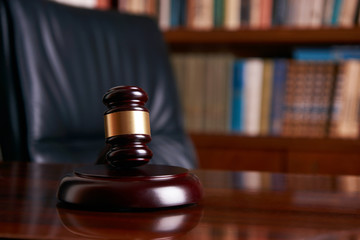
[0,0,197,168]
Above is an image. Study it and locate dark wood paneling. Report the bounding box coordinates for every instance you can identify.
[165,28,360,45]
[191,134,360,175]
[197,149,285,172]
[288,152,360,175]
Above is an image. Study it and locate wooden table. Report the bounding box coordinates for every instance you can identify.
[1,162,360,239]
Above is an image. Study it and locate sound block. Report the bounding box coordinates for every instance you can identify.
[57,165,202,210]
[57,204,203,239]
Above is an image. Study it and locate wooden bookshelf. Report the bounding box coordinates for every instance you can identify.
[165,27,360,175]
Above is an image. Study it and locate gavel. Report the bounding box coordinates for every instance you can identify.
[103,86,153,168]
[57,86,202,210]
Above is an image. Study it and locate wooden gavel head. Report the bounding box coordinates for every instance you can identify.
[103,86,153,168]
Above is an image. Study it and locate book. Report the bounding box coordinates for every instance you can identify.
[224,0,241,30]
[260,0,273,28]
[286,0,298,26]
[309,63,337,137]
[338,0,359,27]
[272,0,288,26]
[260,60,274,135]
[281,60,303,137]
[97,0,112,9]
[241,0,250,26]
[187,54,207,132]
[231,60,245,132]
[270,59,288,135]
[171,54,187,115]
[214,0,225,27]
[158,0,171,30]
[331,60,360,138]
[293,46,360,61]
[189,0,214,30]
[282,61,338,137]
[204,54,234,132]
[243,59,264,136]
[250,0,262,28]
[329,63,345,137]
[296,0,310,27]
[310,0,325,27]
[220,55,235,132]
[179,0,187,26]
[170,0,181,27]
[323,0,335,25]
[145,0,157,16]
[331,0,343,25]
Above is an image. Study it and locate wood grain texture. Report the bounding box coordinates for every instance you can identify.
[191,134,360,174]
[164,27,360,45]
[2,162,360,239]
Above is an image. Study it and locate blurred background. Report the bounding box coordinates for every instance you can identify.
[13,0,360,174]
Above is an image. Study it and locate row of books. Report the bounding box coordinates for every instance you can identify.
[158,0,360,29]
[159,0,360,29]
[51,0,360,29]
[171,53,360,138]
[172,54,234,133]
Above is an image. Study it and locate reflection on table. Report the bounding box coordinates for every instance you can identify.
[1,162,360,239]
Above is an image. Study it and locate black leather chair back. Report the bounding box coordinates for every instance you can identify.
[0,0,196,168]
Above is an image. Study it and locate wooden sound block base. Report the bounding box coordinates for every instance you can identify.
[57,165,202,211]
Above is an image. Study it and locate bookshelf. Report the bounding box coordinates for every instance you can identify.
[167,28,360,175]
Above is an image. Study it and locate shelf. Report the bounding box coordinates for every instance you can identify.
[164,27,360,45]
[191,133,360,175]
[191,133,360,152]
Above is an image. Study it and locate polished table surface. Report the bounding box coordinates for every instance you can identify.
[2,162,360,239]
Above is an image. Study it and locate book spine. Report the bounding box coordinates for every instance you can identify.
[145,0,157,16]
[286,0,297,26]
[335,60,360,138]
[293,48,334,61]
[331,0,343,25]
[259,0,273,29]
[296,0,308,27]
[250,0,262,28]
[224,0,241,30]
[190,0,214,30]
[170,0,181,27]
[179,0,187,26]
[244,59,264,136]
[329,63,345,138]
[270,59,288,135]
[272,0,288,26]
[260,60,274,135]
[323,0,335,25]
[214,0,225,27]
[293,47,360,61]
[231,61,245,132]
[310,0,325,27]
[338,0,359,27]
[158,0,171,30]
[96,0,112,9]
[281,60,297,137]
[241,0,250,26]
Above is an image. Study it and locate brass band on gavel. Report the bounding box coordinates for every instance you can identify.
[104,111,151,138]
